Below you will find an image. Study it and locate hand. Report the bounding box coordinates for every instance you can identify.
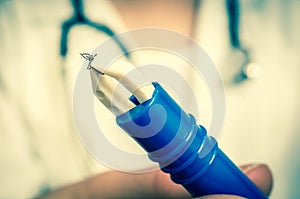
[40,164,272,199]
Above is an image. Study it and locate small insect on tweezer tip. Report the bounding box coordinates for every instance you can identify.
[80,53,104,75]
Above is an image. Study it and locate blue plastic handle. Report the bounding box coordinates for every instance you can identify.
[116,83,267,198]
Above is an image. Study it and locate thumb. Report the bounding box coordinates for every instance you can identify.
[242,164,273,195]
[198,163,273,199]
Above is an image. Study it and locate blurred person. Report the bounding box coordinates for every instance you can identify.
[0,0,299,198]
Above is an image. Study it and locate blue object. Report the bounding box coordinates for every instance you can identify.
[116,83,267,198]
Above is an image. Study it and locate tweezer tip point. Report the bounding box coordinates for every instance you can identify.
[80,52,104,75]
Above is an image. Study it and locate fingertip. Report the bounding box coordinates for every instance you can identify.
[245,164,273,196]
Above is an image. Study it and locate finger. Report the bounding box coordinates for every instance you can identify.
[242,164,273,196]
[85,169,190,199]
[82,164,272,199]
[197,164,273,199]
[116,164,273,198]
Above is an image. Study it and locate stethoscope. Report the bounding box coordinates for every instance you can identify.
[60,0,261,83]
[225,0,261,82]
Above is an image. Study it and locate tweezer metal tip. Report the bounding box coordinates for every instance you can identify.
[89,66,104,75]
[80,52,104,75]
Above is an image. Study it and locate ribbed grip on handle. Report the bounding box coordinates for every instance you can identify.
[116,83,267,199]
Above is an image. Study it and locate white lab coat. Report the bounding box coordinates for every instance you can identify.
[0,0,299,198]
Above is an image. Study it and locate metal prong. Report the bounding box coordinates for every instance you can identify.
[80,53,104,75]
[89,66,104,75]
[90,69,135,115]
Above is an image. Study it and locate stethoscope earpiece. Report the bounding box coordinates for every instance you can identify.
[242,62,262,80]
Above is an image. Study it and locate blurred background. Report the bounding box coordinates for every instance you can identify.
[0,0,299,198]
